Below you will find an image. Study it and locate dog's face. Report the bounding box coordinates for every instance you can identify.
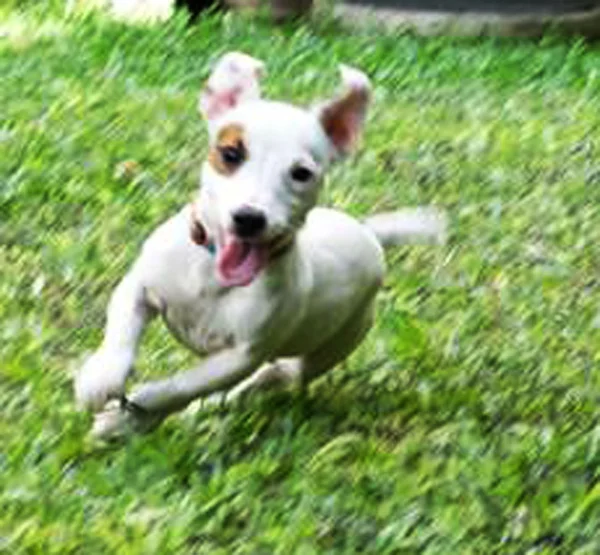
[194,52,370,287]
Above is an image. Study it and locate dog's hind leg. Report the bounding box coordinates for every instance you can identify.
[300,299,376,387]
[221,299,377,403]
[220,299,376,403]
[90,343,264,438]
[180,359,301,416]
[216,358,303,404]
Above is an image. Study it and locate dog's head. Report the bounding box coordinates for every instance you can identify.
[194,51,370,288]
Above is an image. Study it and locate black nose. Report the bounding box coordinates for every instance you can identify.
[232,207,267,239]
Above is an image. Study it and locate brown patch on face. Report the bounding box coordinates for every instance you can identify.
[208,124,248,176]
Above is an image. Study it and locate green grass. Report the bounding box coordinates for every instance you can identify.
[2,3,600,553]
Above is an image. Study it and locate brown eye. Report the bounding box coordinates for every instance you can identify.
[290,166,313,182]
[219,145,245,167]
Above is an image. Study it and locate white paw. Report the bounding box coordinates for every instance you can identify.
[90,400,164,440]
[90,400,133,440]
[74,349,132,411]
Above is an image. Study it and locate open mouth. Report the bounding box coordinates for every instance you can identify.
[217,235,269,288]
[189,207,292,288]
[216,233,292,288]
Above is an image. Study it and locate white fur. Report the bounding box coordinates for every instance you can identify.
[339,64,371,92]
[199,52,265,124]
[364,208,447,247]
[110,0,174,21]
[74,53,445,439]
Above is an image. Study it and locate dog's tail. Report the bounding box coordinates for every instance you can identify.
[363,207,447,248]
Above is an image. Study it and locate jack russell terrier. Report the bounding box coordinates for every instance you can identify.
[74,52,446,439]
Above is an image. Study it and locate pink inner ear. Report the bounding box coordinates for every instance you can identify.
[321,90,367,155]
[221,89,238,110]
[204,86,242,120]
[324,112,359,154]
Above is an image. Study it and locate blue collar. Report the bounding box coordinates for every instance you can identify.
[205,241,216,256]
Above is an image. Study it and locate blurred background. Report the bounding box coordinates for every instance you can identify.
[1,0,599,552]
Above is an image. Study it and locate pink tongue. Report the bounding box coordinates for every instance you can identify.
[217,236,268,287]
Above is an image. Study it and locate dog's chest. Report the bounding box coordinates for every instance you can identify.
[156,294,229,355]
[139,210,305,357]
[146,272,276,356]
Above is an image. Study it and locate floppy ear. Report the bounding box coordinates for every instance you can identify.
[199,51,265,122]
[317,65,371,156]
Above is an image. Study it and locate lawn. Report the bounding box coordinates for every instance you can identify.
[1,2,600,553]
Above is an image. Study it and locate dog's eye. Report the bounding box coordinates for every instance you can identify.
[290,166,314,183]
[219,145,245,167]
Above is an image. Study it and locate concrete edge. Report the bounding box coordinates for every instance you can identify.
[334,4,600,39]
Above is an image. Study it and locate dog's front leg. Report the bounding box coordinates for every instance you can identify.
[90,344,261,439]
[75,272,153,411]
[129,344,260,414]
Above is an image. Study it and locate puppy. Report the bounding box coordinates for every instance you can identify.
[75,52,446,439]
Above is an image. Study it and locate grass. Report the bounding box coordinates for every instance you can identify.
[1,2,600,553]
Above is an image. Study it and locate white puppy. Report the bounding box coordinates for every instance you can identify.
[75,52,446,439]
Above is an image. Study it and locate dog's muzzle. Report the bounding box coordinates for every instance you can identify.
[232,207,267,240]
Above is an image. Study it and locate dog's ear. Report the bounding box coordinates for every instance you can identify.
[317,65,371,156]
[199,52,265,122]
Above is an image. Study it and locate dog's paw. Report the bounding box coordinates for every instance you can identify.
[89,400,132,440]
[90,400,164,440]
[74,349,132,411]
